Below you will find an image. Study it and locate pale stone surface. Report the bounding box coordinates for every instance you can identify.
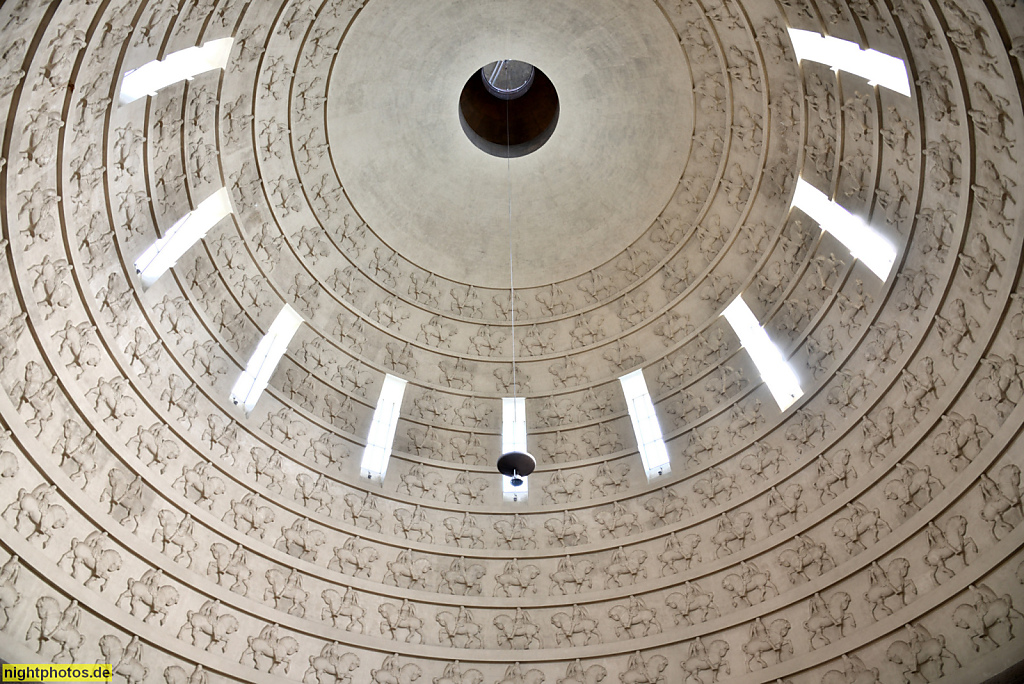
[329,0,692,287]
[0,0,1022,681]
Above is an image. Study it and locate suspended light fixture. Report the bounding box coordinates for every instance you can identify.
[497,450,535,488]
[495,49,536,500]
[500,396,534,498]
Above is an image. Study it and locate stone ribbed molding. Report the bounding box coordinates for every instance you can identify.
[0,0,1022,682]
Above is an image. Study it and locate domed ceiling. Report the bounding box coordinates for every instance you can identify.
[0,0,1022,681]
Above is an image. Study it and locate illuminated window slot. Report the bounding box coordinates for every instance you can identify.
[502,397,528,499]
[788,29,910,96]
[360,374,408,481]
[722,297,803,411]
[792,178,897,280]
[230,304,304,413]
[619,369,671,478]
[134,188,232,288]
[120,38,234,104]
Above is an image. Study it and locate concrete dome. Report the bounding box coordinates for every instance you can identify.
[0,0,1022,681]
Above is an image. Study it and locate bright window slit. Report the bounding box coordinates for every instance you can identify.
[619,369,671,478]
[788,28,910,97]
[792,178,897,280]
[134,187,232,288]
[721,296,803,411]
[501,397,528,499]
[360,374,408,481]
[120,37,234,104]
[230,304,304,413]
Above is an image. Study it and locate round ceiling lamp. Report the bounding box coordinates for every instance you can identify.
[496,451,537,488]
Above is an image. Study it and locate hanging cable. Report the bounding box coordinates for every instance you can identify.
[505,12,516,403]
[494,5,536,499]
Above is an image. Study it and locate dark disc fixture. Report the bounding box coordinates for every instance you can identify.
[496,451,536,487]
[459,60,559,158]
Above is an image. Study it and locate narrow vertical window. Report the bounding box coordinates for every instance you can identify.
[502,397,528,499]
[134,187,232,288]
[120,38,234,104]
[619,369,671,478]
[792,178,897,280]
[230,304,304,412]
[722,296,803,411]
[361,374,407,481]
[788,29,910,96]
